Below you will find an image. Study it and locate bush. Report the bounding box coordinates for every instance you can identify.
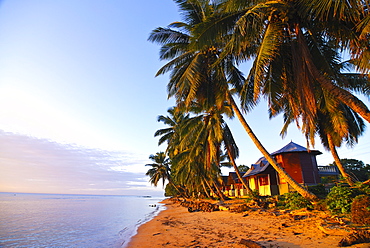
[244,189,261,203]
[314,199,328,211]
[277,192,313,210]
[351,195,370,225]
[164,183,177,197]
[326,185,361,214]
[354,182,370,194]
[308,184,327,197]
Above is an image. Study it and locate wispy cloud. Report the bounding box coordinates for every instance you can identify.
[0,130,163,196]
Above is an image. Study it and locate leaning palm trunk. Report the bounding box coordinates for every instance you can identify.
[201,179,212,199]
[165,170,188,197]
[228,94,319,202]
[204,177,217,199]
[213,180,227,201]
[170,181,188,198]
[327,134,355,186]
[226,147,252,194]
[363,179,370,185]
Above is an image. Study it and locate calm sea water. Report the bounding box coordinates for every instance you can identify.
[0,193,165,248]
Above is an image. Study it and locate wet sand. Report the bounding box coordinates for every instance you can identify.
[127,198,370,248]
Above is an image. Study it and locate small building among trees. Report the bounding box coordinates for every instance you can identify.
[242,141,326,196]
[221,172,249,197]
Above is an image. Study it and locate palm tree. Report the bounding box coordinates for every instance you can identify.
[228,95,319,201]
[327,134,355,186]
[149,0,318,201]
[219,0,370,123]
[275,95,365,186]
[222,115,252,194]
[177,109,229,200]
[148,0,237,112]
[195,0,369,200]
[148,0,237,199]
[171,143,223,198]
[297,0,370,74]
[154,107,189,158]
[145,151,187,197]
[270,1,369,186]
[145,152,171,187]
[262,35,368,186]
[318,107,365,186]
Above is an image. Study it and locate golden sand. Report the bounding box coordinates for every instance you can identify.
[127,198,370,248]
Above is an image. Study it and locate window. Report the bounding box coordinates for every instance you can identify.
[258,175,269,186]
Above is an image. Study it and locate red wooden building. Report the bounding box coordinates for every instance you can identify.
[243,142,322,196]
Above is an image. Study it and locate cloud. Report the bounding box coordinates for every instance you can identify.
[0,130,163,196]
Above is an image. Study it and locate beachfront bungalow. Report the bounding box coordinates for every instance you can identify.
[243,141,323,196]
[221,172,249,197]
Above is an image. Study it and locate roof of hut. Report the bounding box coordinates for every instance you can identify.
[243,141,322,177]
[243,158,269,177]
[271,141,322,156]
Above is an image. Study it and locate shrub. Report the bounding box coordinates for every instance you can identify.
[354,182,370,194]
[351,195,370,225]
[326,185,361,214]
[244,189,261,203]
[314,199,328,211]
[278,192,313,210]
[164,183,177,197]
[308,184,327,198]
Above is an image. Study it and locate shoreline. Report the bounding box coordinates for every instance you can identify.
[127,198,369,248]
[121,198,167,248]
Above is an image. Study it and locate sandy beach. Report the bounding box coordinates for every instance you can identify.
[127,198,370,248]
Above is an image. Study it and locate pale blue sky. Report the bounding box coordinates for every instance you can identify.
[0,0,369,195]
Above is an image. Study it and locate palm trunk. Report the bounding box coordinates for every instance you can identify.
[327,134,355,186]
[204,177,217,198]
[213,180,227,201]
[226,147,252,194]
[228,94,319,202]
[201,179,212,198]
[362,179,370,185]
[169,181,187,198]
[167,171,188,198]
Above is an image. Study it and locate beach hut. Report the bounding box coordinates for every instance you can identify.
[221,172,249,197]
[243,141,322,196]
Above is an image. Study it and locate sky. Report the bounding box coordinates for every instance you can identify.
[0,0,369,196]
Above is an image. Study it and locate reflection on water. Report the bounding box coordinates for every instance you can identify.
[0,193,164,248]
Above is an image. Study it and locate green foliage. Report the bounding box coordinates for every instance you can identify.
[354,182,370,194]
[244,189,261,203]
[237,165,250,173]
[326,185,362,214]
[308,184,327,198]
[277,192,313,210]
[330,159,370,182]
[250,189,261,199]
[145,152,171,187]
[320,175,338,184]
[243,190,274,208]
[313,199,328,211]
[164,183,177,197]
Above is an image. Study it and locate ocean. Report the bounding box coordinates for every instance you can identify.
[0,192,165,248]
